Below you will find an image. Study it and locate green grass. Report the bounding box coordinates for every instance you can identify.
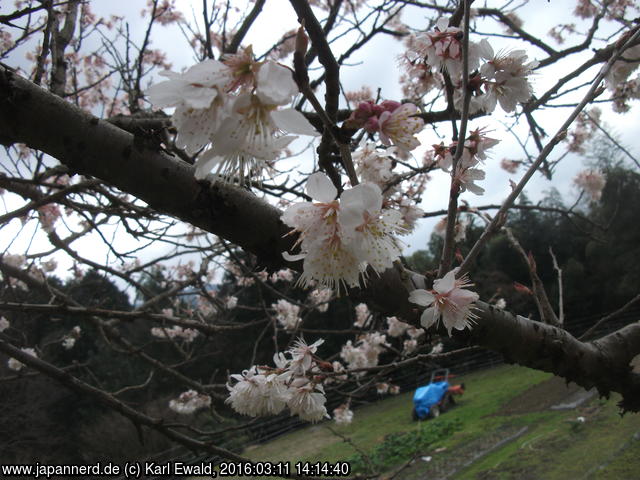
[219,364,640,479]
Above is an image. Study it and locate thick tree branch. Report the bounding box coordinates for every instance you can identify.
[2,67,640,410]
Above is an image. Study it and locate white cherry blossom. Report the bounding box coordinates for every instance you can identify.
[354,303,370,328]
[7,347,37,371]
[574,169,605,201]
[288,338,324,376]
[146,59,228,110]
[478,39,537,113]
[287,379,328,422]
[386,316,411,337]
[226,367,289,417]
[333,403,354,424]
[309,287,332,312]
[409,269,479,335]
[353,141,394,187]
[378,103,424,152]
[272,299,301,331]
[169,390,212,415]
[339,182,405,274]
[194,93,316,181]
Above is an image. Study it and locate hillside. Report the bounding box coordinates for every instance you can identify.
[229,364,640,479]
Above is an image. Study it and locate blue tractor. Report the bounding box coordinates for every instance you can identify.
[412,369,465,420]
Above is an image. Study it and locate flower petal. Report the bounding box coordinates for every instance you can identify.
[256,61,298,105]
[307,172,337,203]
[408,289,435,307]
[433,269,456,294]
[420,307,439,329]
[271,109,319,136]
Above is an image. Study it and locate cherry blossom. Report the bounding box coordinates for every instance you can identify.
[409,269,479,335]
[62,326,81,350]
[148,57,318,182]
[151,325,199,343]
[225,296,238,309]
[333,403,354,424]
[308,287,332,312]
[418,17,469,77]
[0,316,9,332]
[605,44,640,91]
[226,368,290,416]
[376,383,390,394]
[378,103,424,152]
[353,141,394,188]
[283,173,404,289]
[344,100,424,153]
[7,347,37,372]
[386,316,410,337]
[340,332,389,372]
[169,390,212,415]
[478,39,538,113]
[287,338,324,376]
[456,166,486,195]
[272,299,301,331]
[574,169,606,201]
[339,182,406,274]
[354,303,370,328]
[403,339,418,355]
[287,379,329,422]
[194,90,318,181]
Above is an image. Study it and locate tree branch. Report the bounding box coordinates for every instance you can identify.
[2,66,640,410]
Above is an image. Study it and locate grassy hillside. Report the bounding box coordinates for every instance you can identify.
[226,364,640,479]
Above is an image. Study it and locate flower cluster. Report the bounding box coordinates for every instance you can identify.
[225,296,238,309]
[333,403,354,425]
[7,347,37,372]
[146,48,319,182]
[432,127,499,196]
[352,141,395,188]
[272,299,301,331]
[375,382,400,395]
[151,325,199,343]
[402,17,537,114]
[416,17,472,78]
[409,268,479,335]
[282,172,406,289]
[574,169,606,201]
[605,44,640,92]
[344,100,424,153]
[385,316,427,355]
[226,339,329,422]
[169,390,212,415]
[340,332,389,372]
[386,316,411,337]
[62,326,81,350]
[308,287,332,312]
[475,39,538,113]
[354,303,370,328]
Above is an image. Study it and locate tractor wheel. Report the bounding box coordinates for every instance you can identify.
[428,405,440,419]
[440,395,450,414]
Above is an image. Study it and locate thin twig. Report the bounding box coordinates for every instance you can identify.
[458,26,640,277]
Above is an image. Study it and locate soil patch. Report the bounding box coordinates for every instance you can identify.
[399,424,529,480]
[497,375,589,415]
